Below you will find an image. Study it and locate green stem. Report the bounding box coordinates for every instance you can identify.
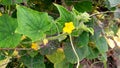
[47,33,67,40]
[103,61,107,68]
[21,33,67,44]
[5,5,7,13]
[8,5,11,15]
[69,34,80,68]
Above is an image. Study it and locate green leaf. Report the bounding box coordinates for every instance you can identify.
[0,51,5,60]
[87,47,99,59]
[108,0,120,7]
[64,0,75,6]
[16,5,52,41]
[54,4,77,26]
[74,1,92,12]
[46,48,65,64]
[100,53,107,62]
[111,23,118,34]
[20,54,45,68]
[95,37,108,53]
[71,29,83,37]
[45,22,57,35]
[0,14,21,48]
[27,50,38,58]
[75,32,89,47]
[64,42,89,63]
[45,61,54,68]
[54,60,71,68]
[1,0,29,5]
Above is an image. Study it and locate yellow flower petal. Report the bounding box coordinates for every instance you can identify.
[63,22,75,34]
[31,43,40,50]
[43,38,48,45]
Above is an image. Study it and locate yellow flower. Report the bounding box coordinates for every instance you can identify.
[31,43,40,50]
[0,12,2,16]
[43,38,48,45]
[63,22,75,34]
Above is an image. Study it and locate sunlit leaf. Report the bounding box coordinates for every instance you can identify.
[0,14,21,48]
[54,4,77,28]
[16,5,52,41]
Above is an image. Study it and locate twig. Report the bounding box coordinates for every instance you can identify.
[90,11,120,17]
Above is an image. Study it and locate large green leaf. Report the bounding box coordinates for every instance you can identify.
[108,0,120,7]
[75,32,89,47]
[74,1,92,12]
[20,54,45,68]
[0,14,21,48]
[95,37,108,53]
[87,47,99,59]
[64,41,89,63]
[16,5,52,41]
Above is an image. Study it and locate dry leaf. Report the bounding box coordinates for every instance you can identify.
[114,36,120,47]
[106,38,115,48]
